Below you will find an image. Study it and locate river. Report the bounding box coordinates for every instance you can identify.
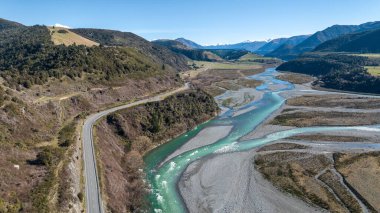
[143,67,380,213]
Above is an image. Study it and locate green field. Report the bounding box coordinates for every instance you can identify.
[192,60,262,70]
[238,53,265,61]
[365,66,380,76]
[351,53,380,59]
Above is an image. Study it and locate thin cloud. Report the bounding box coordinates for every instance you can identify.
[54,23,71,28]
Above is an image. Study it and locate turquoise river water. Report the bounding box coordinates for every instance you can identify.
[143,67,380,213]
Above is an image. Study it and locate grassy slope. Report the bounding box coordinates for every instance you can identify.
[48,27,99,47]
[365,66,380,76]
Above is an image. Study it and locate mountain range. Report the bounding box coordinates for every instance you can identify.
[313,28,380,53]
[174,21,380,60]
[152,39,249,61]
[173,38,267,52]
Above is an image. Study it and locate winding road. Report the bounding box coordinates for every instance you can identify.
[82,84,189,213]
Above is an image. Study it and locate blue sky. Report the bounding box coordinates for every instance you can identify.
[2,0,380,45]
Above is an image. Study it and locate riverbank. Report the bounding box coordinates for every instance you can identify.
[92,89,219,212]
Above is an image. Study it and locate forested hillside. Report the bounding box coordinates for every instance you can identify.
[0,25,187,89]
[277,54,380,93]
[0,19,190,213]
[314,28,380,53]
[72,28,189,71]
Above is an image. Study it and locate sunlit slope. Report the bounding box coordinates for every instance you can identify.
[48,27,99,46]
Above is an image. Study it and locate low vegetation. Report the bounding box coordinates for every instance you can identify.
[286,94,380,109]
[276,72,315,84]
[255,152,344,211]
[190,66,264,96]
[254,150,377,212]
[257,143,308,152]
[318,170,362,212]
[334,152,380,211]
[287,134,367,142]
[271,110,380,127]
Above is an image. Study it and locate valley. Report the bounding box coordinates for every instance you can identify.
[1,4,380,212]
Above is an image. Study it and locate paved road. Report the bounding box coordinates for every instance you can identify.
[82,84,189,213]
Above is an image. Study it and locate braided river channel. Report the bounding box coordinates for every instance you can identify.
[143,67,380,213]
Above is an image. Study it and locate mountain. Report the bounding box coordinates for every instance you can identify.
[256,35,309,55]
[254,38,288,55]
[71,28,189,71]
[152,39,223,61]
[153,39,250,61]
[313,28,380,53]
[204,41,267,52]
[272,21,380,59]
[175,38,203,49]
[0,18,24,30]
[265,35,310,59]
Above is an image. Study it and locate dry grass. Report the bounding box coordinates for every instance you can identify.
[286,95,380,109]
[192,61,263,70]
[255,152,346,212]
[271,111,380,127]
[257,143,308,152]
[277,72,315,84]
[48,27,99,47]
[190,68,264,97]
[238,53,265,61]
[236,78,263,88]
[318,170,362,212]
[335,152,380,211]
[287,134,368,142]
[365,66,380,76]
[350,53,380,59]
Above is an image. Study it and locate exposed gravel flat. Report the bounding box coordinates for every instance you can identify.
[179,150,324,213]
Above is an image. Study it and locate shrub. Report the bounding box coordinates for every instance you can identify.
[57,29,68,34]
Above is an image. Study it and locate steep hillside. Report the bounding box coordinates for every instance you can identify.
[254,38,288,55]
[0,25,175,88]
[265,44,294,60]
[256,35,309,56]
[264,35,310,58]
[314,28,380,53]
[176,37,203,49]
[0,21,186,212]
[71,28,189,71]
[274,21,380,59]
